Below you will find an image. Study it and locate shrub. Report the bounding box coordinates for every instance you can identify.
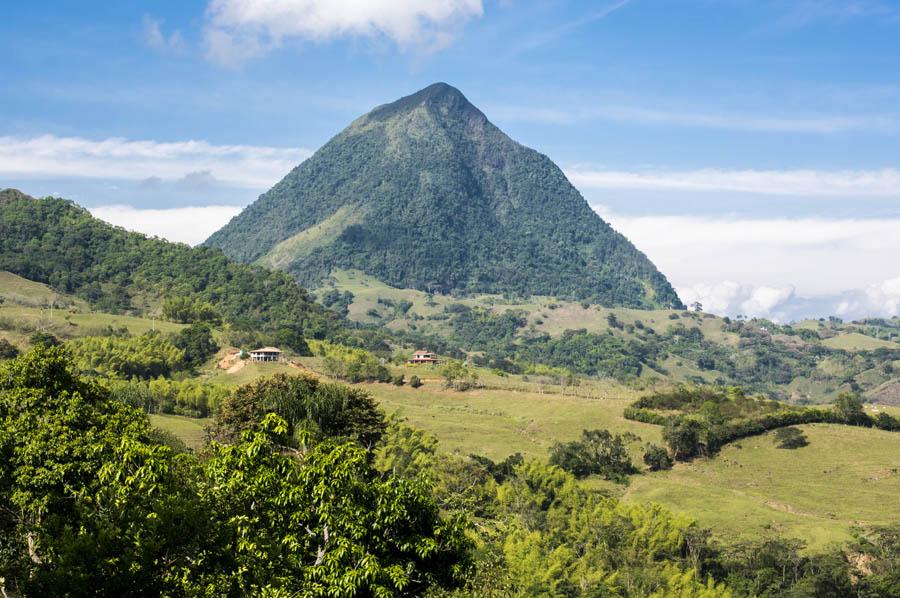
[548,429,636,482]
[392,374,405,386]
[0,337,19,359]
[773,426,808,449]
[409,375,423,388]
[643,444,673,471]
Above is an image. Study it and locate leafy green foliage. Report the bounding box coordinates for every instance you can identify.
[0,348,469,596]
[172,322,219,369]
[0,338,18,359]
[66,332,185,378]
[0,189,341,341]
[441,360,480,391]
[644,444,674,471]
[107,377,229,418]
[774,426,809,449]
[309,339,390,383]
[205,84,683,309]
[548,429,637,481]
[209,372,386,449]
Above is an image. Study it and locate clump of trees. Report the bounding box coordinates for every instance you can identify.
[548,429,637,482]
[0,347,470,596]
[441,360,480,391]
[107,377,230,418]
[208,372,386,449]
[67,332,185,379]
[628,386,900,461]
[310,340,390,383]
[643,443,674,471]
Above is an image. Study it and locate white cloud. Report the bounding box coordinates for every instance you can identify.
[142,14,186,54]
[594,208,900,320]
[89,205,243,246]
[0,134,310,189]
[203,0,484,66]
[491,103,899,133]
[569,167,900,197]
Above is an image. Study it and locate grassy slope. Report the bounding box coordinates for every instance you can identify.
[149,414,211,451]
[822,332,898,351]
[624,423,900,549]
[0,271,90,309]
[0,270,184,347]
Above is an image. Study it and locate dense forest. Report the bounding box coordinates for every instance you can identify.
[0,189,346,349]
[205,83,683,309]
[2,347,899,596]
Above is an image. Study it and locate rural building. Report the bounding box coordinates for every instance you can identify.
[409,350,440,365]
[249,347,283,362]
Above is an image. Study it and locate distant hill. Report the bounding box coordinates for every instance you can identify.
[0,189,340,343]
[205,83,683,310]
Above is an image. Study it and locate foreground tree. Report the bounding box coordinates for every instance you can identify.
[0,348,470,596]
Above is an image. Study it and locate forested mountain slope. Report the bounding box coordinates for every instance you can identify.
[0,189,339,341]
[205,83,683,309]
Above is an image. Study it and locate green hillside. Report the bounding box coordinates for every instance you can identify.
[205,83,682,309]
[0,189,342,346]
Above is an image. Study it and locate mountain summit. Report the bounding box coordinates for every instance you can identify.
[205,83,683,309]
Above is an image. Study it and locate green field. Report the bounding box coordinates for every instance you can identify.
[822,332,898,351]
[0,271,90,309]
[149,414,211,451]
[0,304,184,345]
[625,424,900,549]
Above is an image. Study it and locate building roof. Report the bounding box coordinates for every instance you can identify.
[250,347,283,353]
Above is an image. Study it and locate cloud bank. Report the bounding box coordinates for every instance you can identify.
[0,134,309,188]
[89,205,243,246]
[203,0,484,65]
[597,210,900,321]
[568,167,900,197]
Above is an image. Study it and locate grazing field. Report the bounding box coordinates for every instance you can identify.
[0,304,184,342]
[364,382,659,461]
[149,414,211,451]
[623,423,900,550]
[0,271,90,309]
[822,332,898,351]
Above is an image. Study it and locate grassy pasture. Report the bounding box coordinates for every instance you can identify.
[822,332,898,351]
[624,424,900,549]
[149,414,211,451]
[0,271,90,309]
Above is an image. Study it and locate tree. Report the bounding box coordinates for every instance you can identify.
[548,429,636,482]
[0,338,19,359]
[28,331,60,347]
[773,426,808,449]
[442,360,479,391]
[643,444,674,471]
[0,348,471,596]
[172,321,219,369]
[833,392,869,425]
[209,372,386,449]
[663,416,709,460]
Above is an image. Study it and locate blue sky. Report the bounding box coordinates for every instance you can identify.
[2,0,900,320]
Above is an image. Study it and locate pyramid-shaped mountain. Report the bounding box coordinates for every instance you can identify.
[205,83,683,309]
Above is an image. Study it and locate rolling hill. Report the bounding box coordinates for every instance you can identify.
[205,83,683,309]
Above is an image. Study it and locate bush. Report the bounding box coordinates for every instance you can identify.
[0,337,19,359]
[773,426,808,449]
[548,429,636,482]
[442,360,479,391]
[643,444,673,471]
[29,331,60,347]
[392,374,405,386]
[409,375,423,388]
